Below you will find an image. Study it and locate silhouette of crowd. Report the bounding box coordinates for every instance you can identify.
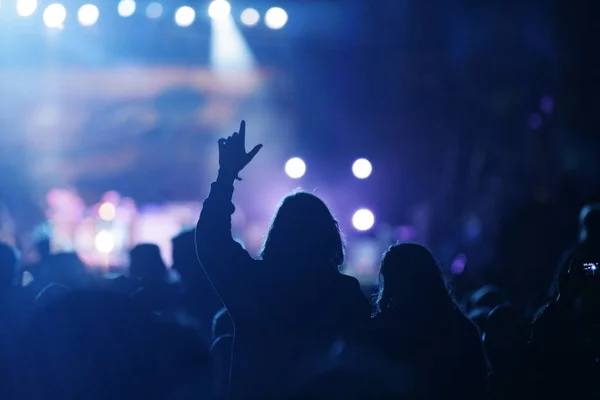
[0,120,599,399]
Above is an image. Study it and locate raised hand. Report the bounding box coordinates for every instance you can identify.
[218,120,263,181]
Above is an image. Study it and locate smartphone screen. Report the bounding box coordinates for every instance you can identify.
[583,262,598,276]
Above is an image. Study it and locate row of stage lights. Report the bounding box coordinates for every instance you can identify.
[3,0,288,29]
[284,157,376,232]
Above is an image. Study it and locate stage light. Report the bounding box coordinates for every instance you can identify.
[98,202,116,221]
[174,5,195,27]
[78,4,99,26]
[240,7,259,26]
[352,209,375,231]
[285,157,306,179]
[95,230,115,254]
[43,3,67,28]
[208,0,230,21]
[117,0,135,17]
[146,2,162,19]
[265,7,287,29]
[451,253,467,275]
[352,158,372,179]
[16,0,37,17]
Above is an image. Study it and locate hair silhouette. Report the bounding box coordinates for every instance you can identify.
[376,242,455,316]
[260,191,344,269]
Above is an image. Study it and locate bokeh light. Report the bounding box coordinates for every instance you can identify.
[451,253,467,275]
[146,2,162,19]
[77,4,99,27]
[95,230,115,254]
[117,0,135,17]
[240,8,259,26]
[352,209,375,231]
[208,0,230,21]
[16,0,37,17]
[174,6,195,27]
[352,158,372,179]
[284,157,306,179]
[98,202,116,221]
[43,3,67,28]
[265,7,287,29]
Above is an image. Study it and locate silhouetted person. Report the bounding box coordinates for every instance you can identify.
[469,285,506,312]
[18,290,212,399]
[172,230,222,329]
[527,259,600,399]
[369,243,489,400]
[0,242,18,302]
[483,305,530,400]
[551,204,600,298]
[195,121,371,398]
[129,244,173,312]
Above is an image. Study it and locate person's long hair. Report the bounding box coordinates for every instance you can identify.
[260,191,344,271]
[375,243,459,321]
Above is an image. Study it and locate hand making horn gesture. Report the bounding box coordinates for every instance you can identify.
[218,120,263,181]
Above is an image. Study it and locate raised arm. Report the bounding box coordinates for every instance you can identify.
[195,121,262,306]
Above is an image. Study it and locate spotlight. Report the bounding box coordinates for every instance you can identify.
[284,157,306,179]
[117,0,135,17]
[352,158,372,179]
[265,7,287,29]
[98,202,116,221]
[352,209,375,231]
[16,0,37,17]
[95,230,115,254]
[240,7,259,26]
[208,0,230,21]
[43,3,67,28]
[174,5,195,27]
[146,2,162,19]
[77,4,99,27]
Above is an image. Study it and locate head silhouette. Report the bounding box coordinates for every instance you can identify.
[579,204,600,242]
[171,230,197,282]
[260,191,344,270]
[129,244,167,285]
[376,243,453,316]
[0,242,19,295]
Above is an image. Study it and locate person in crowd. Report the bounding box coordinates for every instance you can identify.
[195,121,371,398]
[527,259,600,399]
[0,241,19,303]
[550,203,600,298]
[370,242,489,399]
[17,290,213,399]
[129,243,178,313]
[483,305,530,400]
[172,229,223,330]
[469,285,506,312]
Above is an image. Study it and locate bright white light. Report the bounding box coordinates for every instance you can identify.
[352,158,372,179]
[17,0,37,17]
[240,8,259,26]
[95,230,115,254]
[98,202,116,221]
[146,2,162,19]
[285,157,306,179]
[174,5,195,27]
[265,7,287,29]
[77,4,99,26]
[117,0,135,17]
[208,0,230,21]
[352,209,375,231]
[43,3,67,28]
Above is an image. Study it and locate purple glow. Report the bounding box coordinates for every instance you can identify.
[451,253,467,275]
[396,225,417,241]
[528,113,542,130]
[540,95,553,116]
